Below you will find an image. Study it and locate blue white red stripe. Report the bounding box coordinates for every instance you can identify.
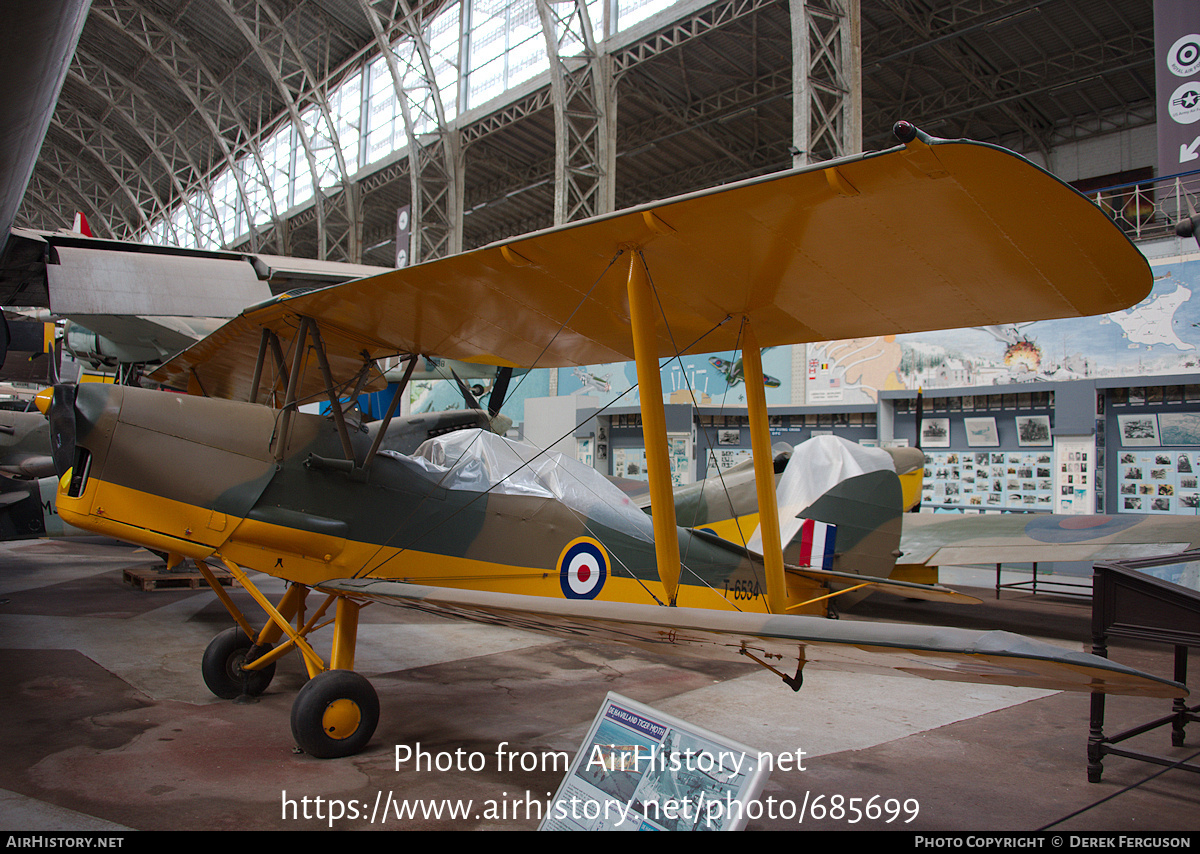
[796,519,837,570]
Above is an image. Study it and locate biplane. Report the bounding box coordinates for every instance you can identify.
[40,124,1188,759]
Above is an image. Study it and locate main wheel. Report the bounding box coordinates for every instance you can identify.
[290,670,379,758]
[201,627,276,699]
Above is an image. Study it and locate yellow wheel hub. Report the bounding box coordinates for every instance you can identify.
[321,699,362,740]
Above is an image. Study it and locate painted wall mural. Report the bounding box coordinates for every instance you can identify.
[807,251,1200,401]
[416,250,1200,416]
[554,348,794,408]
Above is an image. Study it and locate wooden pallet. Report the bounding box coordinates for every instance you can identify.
[123,564,235,592]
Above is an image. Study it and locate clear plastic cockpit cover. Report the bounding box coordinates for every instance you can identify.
[386,429,655,542]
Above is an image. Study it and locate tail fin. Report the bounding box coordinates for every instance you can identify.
[757,435,904,579]
[880,445,926,511]
[783,468,903,579]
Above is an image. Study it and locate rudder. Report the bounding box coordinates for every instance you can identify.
[783,468,904,579]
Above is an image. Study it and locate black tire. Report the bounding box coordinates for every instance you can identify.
[290,670,379,758]
[201,627,276,699]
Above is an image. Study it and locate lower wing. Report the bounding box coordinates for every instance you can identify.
[319,578,1184,699]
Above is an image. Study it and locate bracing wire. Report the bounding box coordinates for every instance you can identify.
[356,313,739,606]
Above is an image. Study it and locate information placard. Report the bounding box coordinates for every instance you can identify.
[540,693,768,831]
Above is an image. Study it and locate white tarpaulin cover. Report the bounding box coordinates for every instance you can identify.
[748,435,894,555]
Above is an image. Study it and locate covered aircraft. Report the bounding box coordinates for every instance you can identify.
[39,124,1188,759]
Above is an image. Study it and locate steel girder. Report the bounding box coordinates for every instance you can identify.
[216,0,360,262]
[791,0,861,166]
[18,0,1158,265]
[361,0,463,264]
[84,0,285,254]
[536,0,615,224]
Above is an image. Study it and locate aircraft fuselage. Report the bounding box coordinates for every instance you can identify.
[54,384,828,614]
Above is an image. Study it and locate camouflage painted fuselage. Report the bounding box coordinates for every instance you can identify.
[55,384,832,614]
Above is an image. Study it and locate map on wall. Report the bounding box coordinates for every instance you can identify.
[807,252,1200,401]
[892,254,1200,390]
[805,337,903,404]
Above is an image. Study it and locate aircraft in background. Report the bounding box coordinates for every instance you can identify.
[39,126,1186,759]
[0,405,57,540]
[0,407,54,479]
[1,223,390,383]
[571,366,613,394]
[0,3,90,243]
[708,353,781,389]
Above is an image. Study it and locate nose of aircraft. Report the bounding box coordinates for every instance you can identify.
[36,384,77,478]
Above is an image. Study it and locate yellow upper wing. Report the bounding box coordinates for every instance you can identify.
[150,133,1150,402]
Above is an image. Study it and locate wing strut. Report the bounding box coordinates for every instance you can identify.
[743,321,789,615]
[309,322,359,463]
[249,328,271,403]
[273,317,314,461]
[360,354,418,475]
[624,250,681,605]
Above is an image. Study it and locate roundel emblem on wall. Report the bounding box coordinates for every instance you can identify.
[1169,34,1200,78]
[558,537,609,599]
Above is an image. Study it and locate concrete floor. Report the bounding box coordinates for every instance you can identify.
[0,538,1196,832]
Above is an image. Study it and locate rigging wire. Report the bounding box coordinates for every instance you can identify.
[266,246,748,610]
[356,314,739,606]
[352,249,630,575]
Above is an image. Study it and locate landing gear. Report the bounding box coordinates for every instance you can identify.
[197,561,379,758]
[290,670,379,759]
[201,627,276,699]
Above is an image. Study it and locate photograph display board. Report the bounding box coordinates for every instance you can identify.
[963,417,999,447]
[922,450,1055,509]
[1107,385,1200,515]
[1117,449,1200,514]
[1054,437,1095,514]
[704,447,752,479]
[613,434,694,485]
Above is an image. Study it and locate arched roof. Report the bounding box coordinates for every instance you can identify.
[18,0,1155,265]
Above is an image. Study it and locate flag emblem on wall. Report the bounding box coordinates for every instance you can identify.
[796,519,837,570]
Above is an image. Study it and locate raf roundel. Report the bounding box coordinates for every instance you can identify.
[558,537,609,599]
